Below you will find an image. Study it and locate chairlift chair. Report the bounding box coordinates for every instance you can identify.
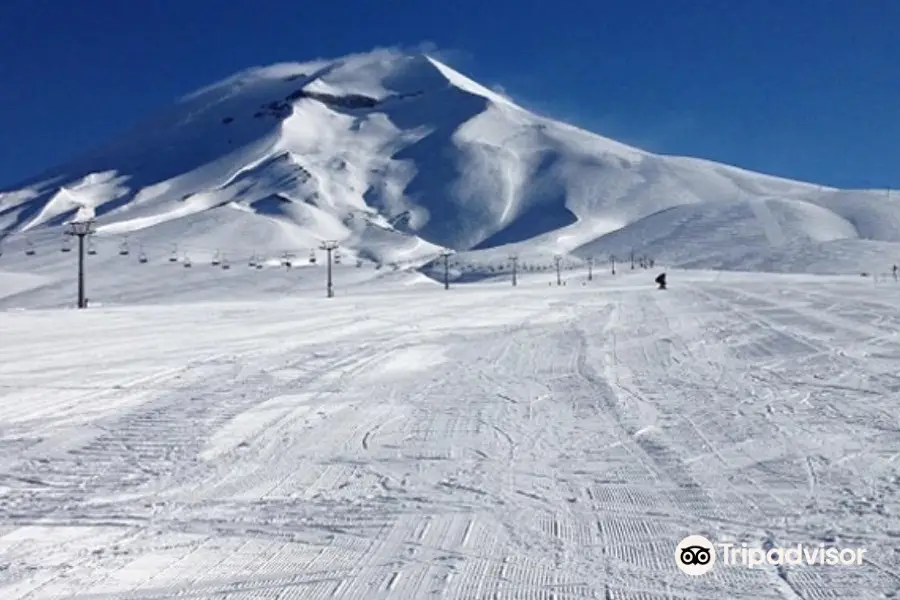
[211,251,220,266]
[309,250,317,264]
[61,237,72,252]
[169,250,178,262]
[334,250,342,264]
[25,240,35,256]
[87,240,97,255]
[183,254,192,267]
[138,248,148,263]
[221,257,230,270]
[119,240,129,256]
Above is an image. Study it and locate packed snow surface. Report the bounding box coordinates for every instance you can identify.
[1,268,899,598]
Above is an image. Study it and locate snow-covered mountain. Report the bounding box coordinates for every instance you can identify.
[2,47,899,292]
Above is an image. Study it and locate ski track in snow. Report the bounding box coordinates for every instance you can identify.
[1,273,899,599]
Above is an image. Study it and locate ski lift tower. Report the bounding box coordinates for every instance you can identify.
[67,217,96,308]
[440,249,454,290]
[508,253,519,287]
[320,240,339,298]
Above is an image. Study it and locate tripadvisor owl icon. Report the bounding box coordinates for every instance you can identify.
[675,535,716,575]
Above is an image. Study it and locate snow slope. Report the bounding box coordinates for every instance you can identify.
[1,269,898,598]
[2,47,899,288]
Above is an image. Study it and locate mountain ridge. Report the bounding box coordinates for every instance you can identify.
[1,47,899,282]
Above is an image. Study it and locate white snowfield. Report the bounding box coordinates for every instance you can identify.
[2,47,900,275]
[1,268,899,599]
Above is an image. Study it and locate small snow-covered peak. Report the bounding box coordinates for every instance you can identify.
[303,50,519,107]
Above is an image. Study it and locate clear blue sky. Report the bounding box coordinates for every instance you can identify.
[1,0,897,190]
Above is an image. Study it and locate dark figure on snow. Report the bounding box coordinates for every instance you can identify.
[655,272,667,290]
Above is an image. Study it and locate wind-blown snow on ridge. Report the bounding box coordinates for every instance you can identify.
[2,46,899,287]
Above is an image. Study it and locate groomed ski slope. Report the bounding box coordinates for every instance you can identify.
[1,270,899,599]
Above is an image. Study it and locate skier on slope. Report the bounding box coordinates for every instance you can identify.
[655,272,667,290]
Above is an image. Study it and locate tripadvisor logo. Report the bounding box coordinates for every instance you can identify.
[675,535,867,575]
[675,535,716,575]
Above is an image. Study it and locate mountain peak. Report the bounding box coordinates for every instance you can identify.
[2,48,899,280]
[181,49,514,112]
